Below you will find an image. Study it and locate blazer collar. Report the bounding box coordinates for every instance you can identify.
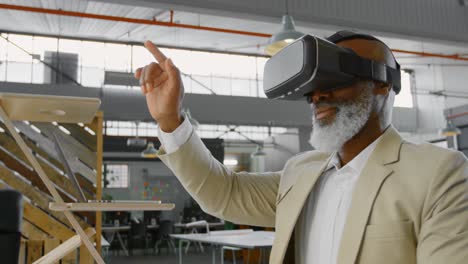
[370,125,403,166]
[337,125,404,264]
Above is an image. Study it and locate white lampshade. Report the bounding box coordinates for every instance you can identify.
[251,145,266,157]
[439,120,462,137]
[265,14,304,56]
[141,142,158,158]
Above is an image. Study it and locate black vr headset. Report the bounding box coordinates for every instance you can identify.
[263,31,401,102]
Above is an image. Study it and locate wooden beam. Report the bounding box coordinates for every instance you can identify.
[86,113,101,134]
[0,148,95,222]
[94,112,103,255]
[11,125,96,193]
[19,239,27,264]
[43,239,60,264]
[23,135,95,195]
[79,242,94,264]
[0,105,104,264]
[23,202,75,241]
[59,123,97,152]
[50,202,175,211]
[22,220,50,240]
[0,145,93,202]
[50,132,87,202]
[33,228,95,264]
[11,122,96,184]
[1,179,90,264]
[0,122,96,194]
[32,123,97,169]
[27,240,43,264]
[0,133,88,199]
[0,167,89,228]
[61,252,77,264]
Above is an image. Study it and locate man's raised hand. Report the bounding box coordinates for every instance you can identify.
[134,41,185,132]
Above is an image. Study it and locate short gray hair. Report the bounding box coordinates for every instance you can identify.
[379,88,395,129]
[363,80,395,129]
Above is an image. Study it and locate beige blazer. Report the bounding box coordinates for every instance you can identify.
[157,126,468,264]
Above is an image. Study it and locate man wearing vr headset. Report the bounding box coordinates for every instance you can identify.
[135,31,467,264]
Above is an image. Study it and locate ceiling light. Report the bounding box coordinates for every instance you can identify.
[265,14,304,56]
[84,126,96,136]
[439,120,462,137]
[127,121,147,147]
[251,145,266,157]
[30,124,42,134]
[141,142,158,158]
[58,125,71,135]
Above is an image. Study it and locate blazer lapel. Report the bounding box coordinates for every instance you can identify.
[271,154,334,262]
[337,126,403,264]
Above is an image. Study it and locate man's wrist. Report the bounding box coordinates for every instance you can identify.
[158,115,183,133]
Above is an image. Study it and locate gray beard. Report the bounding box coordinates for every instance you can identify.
[308,87,374,153]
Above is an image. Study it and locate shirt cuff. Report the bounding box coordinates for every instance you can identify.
[157,116,193,154]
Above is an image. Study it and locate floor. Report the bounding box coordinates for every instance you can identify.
[107,248,243,264]
[108,252,213,264]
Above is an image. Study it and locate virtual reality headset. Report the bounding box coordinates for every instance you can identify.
[263,31,401,102]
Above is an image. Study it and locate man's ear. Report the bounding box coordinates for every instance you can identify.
[373,82,390,96]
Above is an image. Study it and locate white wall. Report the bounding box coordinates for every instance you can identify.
[104,160,192,222]
[404,65,468,143]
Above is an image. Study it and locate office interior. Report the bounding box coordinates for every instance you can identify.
[0,0,467,263]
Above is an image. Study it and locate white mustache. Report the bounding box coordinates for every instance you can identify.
[311,102,341,117]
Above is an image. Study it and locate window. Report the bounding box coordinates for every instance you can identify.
[104,120,159,137]
[2,32,416,105]
[393,70,414,108]
[103,164,129,188]
[197,124,292,141]
[104,120,292,142]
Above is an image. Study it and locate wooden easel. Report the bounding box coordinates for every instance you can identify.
[0,93,174,264]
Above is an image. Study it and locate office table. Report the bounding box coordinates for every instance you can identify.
[102,225,130,256]
[170,230,274,264]
[174,222,225,230]
[174,222,225,253]
[102,224,159,256]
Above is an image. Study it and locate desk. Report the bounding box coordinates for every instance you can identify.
[170,230,274,264]
[94,235,110,262]
[147,224,159,230]
[174,222,225,229]
[102,225,130,256]
[174,222,225,253]
[102,224,159,256]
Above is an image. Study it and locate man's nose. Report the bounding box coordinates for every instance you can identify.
[309,89,331,104]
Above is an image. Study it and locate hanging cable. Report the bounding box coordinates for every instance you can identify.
[0,34,82,86]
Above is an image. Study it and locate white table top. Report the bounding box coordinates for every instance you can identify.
[170,230,275,249]
[94,235,110,247]
[102,225,131,232]
[174,222,225,228]
[102,224,159,232]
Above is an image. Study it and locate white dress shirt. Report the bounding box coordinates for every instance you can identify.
[157,116,193,154]
[296,136,381,264]
[158,118,382,264]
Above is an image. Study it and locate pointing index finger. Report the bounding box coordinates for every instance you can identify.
[144,40,167,64]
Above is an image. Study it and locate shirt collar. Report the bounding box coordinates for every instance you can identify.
[325,134,383,174]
